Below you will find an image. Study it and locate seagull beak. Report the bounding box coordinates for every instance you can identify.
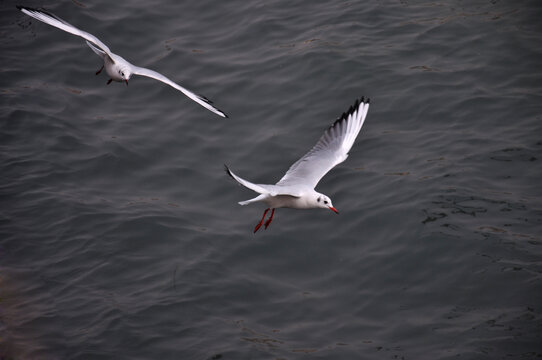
[125,79,129,86]
[329,206,339,214]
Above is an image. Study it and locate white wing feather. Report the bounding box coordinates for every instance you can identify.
[18,6,113,59]
[224,165,304,197]
[276,97,370,189]
[131,65,227,118]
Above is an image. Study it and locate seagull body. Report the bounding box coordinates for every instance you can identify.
[17,6,227,118]
[226,97,370,232]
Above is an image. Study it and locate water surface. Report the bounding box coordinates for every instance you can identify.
[1,0,541,359]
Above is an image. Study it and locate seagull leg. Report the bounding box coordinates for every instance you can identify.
[254,208,270,233]
[264,208,275,229]
[95,65,104,75]
[107,79,113,85]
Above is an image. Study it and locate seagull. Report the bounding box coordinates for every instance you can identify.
[16,5,228,118]
[225,96,370,233]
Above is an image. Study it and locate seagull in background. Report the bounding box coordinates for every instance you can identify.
[225,96,370,232]
[17,5,228,118]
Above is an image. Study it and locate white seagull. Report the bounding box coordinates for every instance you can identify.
[17,6,227,118]
[225,96,370,233]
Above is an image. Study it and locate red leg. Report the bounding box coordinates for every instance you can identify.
[107,79,113,85]
[254,208,270,233]
[264,208,275,229]
[95,65,104,75]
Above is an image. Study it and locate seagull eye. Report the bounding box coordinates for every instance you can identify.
[324,200,328,204]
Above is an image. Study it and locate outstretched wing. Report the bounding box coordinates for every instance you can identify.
[224,165,303,197]
[276,97,370,189]
[224,164,273,194]
[131,65,228,118]
[17,6,114,59]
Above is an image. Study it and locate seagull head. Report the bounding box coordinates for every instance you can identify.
[315,193,339,214]
[117,67,131,86]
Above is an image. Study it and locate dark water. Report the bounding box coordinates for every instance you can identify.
[1,0,542,359]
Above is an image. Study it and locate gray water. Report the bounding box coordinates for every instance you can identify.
[1,0,541,359]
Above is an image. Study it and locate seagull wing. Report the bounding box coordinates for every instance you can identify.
[131,65,228,118]
[17,6,114,59]
[276,97,370,189]
[224,165,303,197]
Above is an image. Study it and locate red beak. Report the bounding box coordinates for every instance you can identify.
[125,79,129,86]
[329,206,339,214]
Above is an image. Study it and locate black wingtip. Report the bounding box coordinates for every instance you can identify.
[345,96,368,115]
[224,164,234,178]
[328,95,370,129]
[196,93,229,118]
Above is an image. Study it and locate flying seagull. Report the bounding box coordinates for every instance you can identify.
[225,96,370,232]
[17,5,227,118]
